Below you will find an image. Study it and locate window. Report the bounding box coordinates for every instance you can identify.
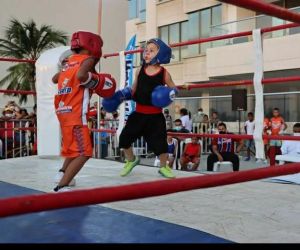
[256,1,285,38]
[160,26,169,46]
[211,4,223,48]
[169,24,180,62]
[266,0,300,8]
[256,0,300,36]
[139,0,146,22]
[159,21,188,62]
[200,8,211,54]
[187,5,222,55]
[286,0,300,8]
[128,0,138,19]
[188,12,200,55]
[181,22,189,58]
[128,0,146,22]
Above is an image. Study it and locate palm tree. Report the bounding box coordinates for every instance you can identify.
[0,18,68,104]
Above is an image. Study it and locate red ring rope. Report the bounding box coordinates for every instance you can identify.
[219,0,300,24]
[0,57,35,63]
[0,163,299,218]
[0,89,36,95]
[177,76,300,90]
[168,132,300,141]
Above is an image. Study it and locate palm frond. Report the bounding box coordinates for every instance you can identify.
[0,18,68,104]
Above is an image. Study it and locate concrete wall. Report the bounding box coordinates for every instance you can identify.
[166,63,184,85]
[183,0,220,13]
[136,22,147,42]
[101,0,128,89]
[126,19,139,42]
[146,0,157,39]
[157,0,187,26]
[183,56,210,83]
[207,33,300,77]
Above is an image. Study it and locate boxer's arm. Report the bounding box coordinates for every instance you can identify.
[164,71,176,88]
[52,72,60,84]
[131,68,141,95]
[76,57,97,82]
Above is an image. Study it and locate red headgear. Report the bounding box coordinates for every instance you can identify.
[71,31,103,59]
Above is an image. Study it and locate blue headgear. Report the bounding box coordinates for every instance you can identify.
[144,38,172,65]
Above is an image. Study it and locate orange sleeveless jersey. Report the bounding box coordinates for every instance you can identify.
[54,54,92,126]
[270,116,285,135]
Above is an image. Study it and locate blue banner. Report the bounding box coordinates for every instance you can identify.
[124,35,136,122]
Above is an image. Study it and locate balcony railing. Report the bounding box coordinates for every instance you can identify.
[210,6,300,48]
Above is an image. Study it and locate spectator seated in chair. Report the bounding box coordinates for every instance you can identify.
[180,136,201,171]
[277,123,300,164]
[166,134,177,168]
[207,122,243,172]
[168,119,191,169]
[155,133,178,168]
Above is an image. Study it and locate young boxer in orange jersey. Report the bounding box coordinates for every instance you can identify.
[52,31,116,192]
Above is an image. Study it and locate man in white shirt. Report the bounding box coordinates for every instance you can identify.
[244,112,255,161]
[180,108,192,132]
[281,123,300,156]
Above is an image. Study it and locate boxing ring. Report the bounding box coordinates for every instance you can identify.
[0,0,300,243]
[0,156,299,243]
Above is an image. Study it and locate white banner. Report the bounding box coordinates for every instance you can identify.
[252,29,265,160]
[35,46,69,156]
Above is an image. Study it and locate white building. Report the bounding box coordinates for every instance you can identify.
[126,0,300,129]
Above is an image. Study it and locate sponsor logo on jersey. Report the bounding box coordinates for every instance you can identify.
[58,87,72,95]
[62,61,80,72]
[56,105,72,114]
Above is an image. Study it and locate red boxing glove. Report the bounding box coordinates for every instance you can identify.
[94,73,116,98]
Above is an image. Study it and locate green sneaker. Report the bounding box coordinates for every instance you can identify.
[166,165,173,172]
[120,157,140,177]
[158,166,176,179]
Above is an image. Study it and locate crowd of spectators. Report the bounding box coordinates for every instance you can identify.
[162,106,299,172]
[2,101,299,173]
[0,101,37,158]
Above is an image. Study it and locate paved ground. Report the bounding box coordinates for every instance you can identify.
[0,156,299,243]
[139,153,268,173]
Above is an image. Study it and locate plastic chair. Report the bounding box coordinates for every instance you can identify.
[154,138,178,168]
[178,138,202,170]
[213,161,233,172]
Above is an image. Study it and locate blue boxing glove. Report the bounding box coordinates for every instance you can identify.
[102,87,132,113]
[151,86,178,108]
